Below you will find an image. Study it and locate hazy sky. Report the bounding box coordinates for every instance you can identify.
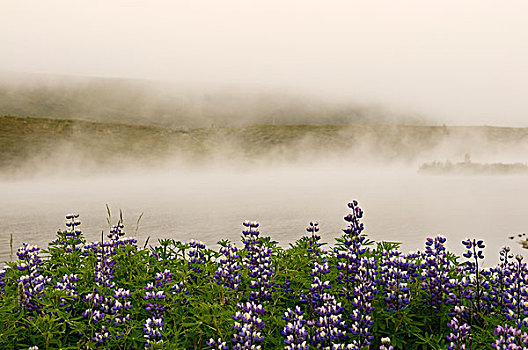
[2,1,528,126]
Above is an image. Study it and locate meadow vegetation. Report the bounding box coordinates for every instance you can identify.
[0,201,526,349]
[3,115,528,178]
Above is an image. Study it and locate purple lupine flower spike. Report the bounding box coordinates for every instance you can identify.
[142,268,175,347]
[446,306,471,350]
[215,242,242,291]
[206,338,229,350]
[380,337,394,350]
[379,249,411,313]
[16,243,51,313]
[492,324,528,349]
[52,213,84,252]
[336,201,376,348]
[144,318,164,348]
[282,306,309,350]
[420,235,452,312]
[242,221,274,302]
[188,239,207,283]
[54,273,80,310]
[231,301,266,349]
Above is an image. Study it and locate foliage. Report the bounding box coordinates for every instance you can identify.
[0,201,526,349]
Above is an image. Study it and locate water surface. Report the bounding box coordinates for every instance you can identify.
[1,165,526,265]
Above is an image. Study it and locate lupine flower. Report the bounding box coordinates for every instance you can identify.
[446,307,471,350]
[83,222,138,289]
[54,273,80,310]
[379,249,411,312]
[502,254,528,327]
[206,338,229,350]
[188,239,207,283]
[144,284,167,314]
[231,301,266,350]
[379,337,394,350]
[144,317,164,348]
[85,222,138,256]
[16,243,51,313]
[336,201,376,348]
[242,221,274,302]
[461,238,490,319]
[155,269,173,288]
[491,324,528,349]
[336,201,367,291]
[277,277,294,297]
[347,260,377,349]
[93,326,110,345]
[108,222,125,241]
[112,288,133,326]
[299,221,345,349]
[18,281,28,308]
[299,221,326,311]
[308,261,332,309]
[51,214,84,253]
[0,267,7,292]
[215,242,242,291]
[298,220,334,347]
[83,239,117,290]
[446,271,472,319]
[142,272,170,346]
[282,306,309,350]
[142,268,186,347]
[307,221,323,258]
[83,292,121,324]
[489,247,514,314]
[312,293,347,349]
[420,235,452,312]
[82,221,138,346]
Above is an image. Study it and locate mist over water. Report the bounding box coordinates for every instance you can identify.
[2,76,528,266]
[3,1,528,126]
[1,164,526,265]
[2,1,528,268]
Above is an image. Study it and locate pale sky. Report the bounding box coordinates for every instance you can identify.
[2,1,528,126]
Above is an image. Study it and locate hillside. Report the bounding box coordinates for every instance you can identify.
[2,115,528,178]
[0,72,427,127]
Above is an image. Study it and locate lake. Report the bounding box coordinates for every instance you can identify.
[1,164,526,265]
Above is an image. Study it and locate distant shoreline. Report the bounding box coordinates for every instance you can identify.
[2,115,528,179]
[419,156,528,175]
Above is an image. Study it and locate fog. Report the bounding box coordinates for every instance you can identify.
[3,110,528,180]
[2,113,528,265]
[2,97,528,263]
[1,164,528,266]
[2,2,528,263]
[2,1,528,126]
[0,72,428,126]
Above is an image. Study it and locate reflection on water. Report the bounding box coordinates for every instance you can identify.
[1,165,526,265]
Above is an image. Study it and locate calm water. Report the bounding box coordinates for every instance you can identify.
[1,165,526,265]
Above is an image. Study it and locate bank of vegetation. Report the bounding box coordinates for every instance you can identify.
[3,115,528,178]
[0,201,526,349]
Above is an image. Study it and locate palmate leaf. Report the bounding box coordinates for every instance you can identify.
[376,240,402,252]
[412,331,445,350]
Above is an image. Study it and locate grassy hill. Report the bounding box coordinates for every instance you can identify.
[2,115,528,178]
[0,72,427,127]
